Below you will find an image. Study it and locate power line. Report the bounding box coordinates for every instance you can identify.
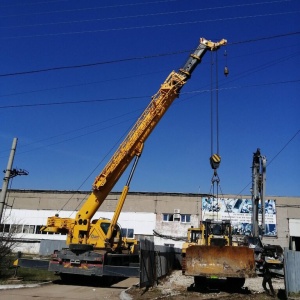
[229,31,300,45]
[1,42,299,99]
[62,121,136,214]
[0,95,147,109]
[0,49,188,77]
[15,117,136,156]
[235,129,300,197]
[1,31,299,78]
[1,0,293,29]
[0,69,169,98]
[0,0,180,17]
[267,129,300,167]
[2,11,300,40]
[0,0,71,8]
[216,51,300,87]
[13,109,142,151]
[1,77,297,158]
[0,78,298,110]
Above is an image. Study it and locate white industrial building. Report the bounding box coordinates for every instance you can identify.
[1,189,300,254]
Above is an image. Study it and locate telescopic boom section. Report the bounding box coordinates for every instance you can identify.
[42,37,226,239]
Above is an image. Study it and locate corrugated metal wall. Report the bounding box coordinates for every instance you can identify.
[39,239,67,256]
[284,248,300,297]
[139,239,181,288]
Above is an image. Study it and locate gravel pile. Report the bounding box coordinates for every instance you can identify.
[157,270,285,293]
[245,277,285,293]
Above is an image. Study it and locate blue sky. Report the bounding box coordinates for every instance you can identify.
[1,0,299,197]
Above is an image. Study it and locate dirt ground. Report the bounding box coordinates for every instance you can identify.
[126,270,286,300]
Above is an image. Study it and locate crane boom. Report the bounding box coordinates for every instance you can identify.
[42,37,227,248]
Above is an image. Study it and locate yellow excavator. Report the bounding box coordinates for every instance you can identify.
[39,37,227,282]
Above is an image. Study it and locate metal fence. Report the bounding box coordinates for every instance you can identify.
[39,239,67,256]
[284,248,300,298]
[139,239,181,288]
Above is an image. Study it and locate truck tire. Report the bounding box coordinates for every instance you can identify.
[69,243,93,252]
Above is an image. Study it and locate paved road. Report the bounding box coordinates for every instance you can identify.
[0,277,138,300]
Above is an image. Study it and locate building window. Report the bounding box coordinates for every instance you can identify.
[23,225,29,233]
[163,214,182,222]
[164,243,174,247]
[181,214,191,223]
[3,224,10,233]
[23,225,35,234]
[36,225,47,234]
[163,213,183,222]
[163,214,174,222]
[11,224,23,233]
[35,225,42,234]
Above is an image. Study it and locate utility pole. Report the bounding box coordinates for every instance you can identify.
[251,148,266,238]
[0,138,28,223]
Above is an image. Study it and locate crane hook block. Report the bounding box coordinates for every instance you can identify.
[210,154,221,170]
[224,66,229,76]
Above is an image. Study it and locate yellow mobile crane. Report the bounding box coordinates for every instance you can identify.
[41,37,227,281]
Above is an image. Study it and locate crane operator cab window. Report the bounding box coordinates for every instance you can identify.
[100,222,110,235]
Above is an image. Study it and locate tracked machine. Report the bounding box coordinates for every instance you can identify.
[182,219,256,289]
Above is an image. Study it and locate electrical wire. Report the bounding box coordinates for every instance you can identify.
[0,78,299,111]
[1,31,299,78]
[0,78,298,160]
[0,95,147,109]
[2,11,300,40]
[0,0,72,8]
[0,0,181,17]
[0,0,292,18]
[61,119,137,214]
[0,69,169,98]
[0,50,189,77]
[13,116,137,156]
[1,42,299,100]
[235,129,300,197]
[153,229,186,241]
[1,0,293,29]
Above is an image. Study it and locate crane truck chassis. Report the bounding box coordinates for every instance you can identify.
[40,37,227,282]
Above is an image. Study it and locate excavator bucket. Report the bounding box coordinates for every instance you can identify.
[185,245,256,278]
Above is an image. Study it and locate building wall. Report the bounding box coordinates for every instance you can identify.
[1,190,300,254]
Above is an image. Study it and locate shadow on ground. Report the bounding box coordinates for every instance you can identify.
[53,274,127,288]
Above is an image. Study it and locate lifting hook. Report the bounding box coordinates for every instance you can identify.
[210,153,221,171]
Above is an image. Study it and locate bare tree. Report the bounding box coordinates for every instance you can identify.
[0,221,20,276]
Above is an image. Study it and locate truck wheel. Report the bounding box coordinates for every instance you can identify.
[69,243,93,251]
